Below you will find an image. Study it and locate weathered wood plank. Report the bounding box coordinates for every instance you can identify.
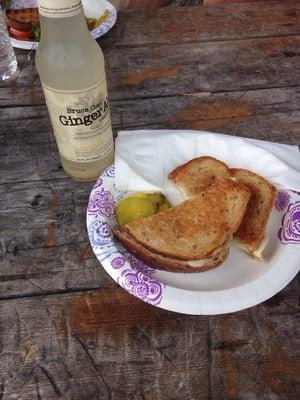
[0,242,115,299]
[106,35,300,99]
[101,0,300,47]
[0,5,299,399]
[0,134,65,182]
[0,180,92,250]
[0,177,115,299]
[1,87,299,185]
[209,282,300,399]
[0,289,210,400]
[1,34,299,100]
[0,277,298,399]
[0,4,299,399]
[2,86,299,127]
[0,85,44,106]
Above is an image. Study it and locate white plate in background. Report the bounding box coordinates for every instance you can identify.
[7,0,117,50]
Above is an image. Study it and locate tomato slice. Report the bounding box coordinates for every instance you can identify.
[9,27,34,41]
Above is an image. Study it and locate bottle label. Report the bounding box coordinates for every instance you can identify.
[38,0,82,18]
[42,80,114,163]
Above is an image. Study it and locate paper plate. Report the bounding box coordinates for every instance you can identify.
[87,165,300,315]
[7,0,117,50]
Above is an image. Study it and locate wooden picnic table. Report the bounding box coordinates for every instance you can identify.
[0,1,299,398]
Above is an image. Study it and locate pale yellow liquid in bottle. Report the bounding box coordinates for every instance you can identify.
[35,10,114,181]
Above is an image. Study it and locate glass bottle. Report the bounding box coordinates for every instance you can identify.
[35,0,114,181]
[0,7,18,81]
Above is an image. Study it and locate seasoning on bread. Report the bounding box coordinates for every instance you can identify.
[168,156,230,198]
[169,156,276,261]
[114,179,250,272]
[230,168,276,260]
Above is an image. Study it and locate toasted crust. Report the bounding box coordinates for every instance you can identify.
[114,228,230,273]
[169,156,274,260]
[123,185,229,260]
[122,178,249,261]
[113,178,250,274]
[207,178,251,234]
[230,168,276,255]
[168,156,230,198]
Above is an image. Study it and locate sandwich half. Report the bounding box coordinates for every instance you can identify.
[114,179,250,272]
[230,169,276,260]
[169,157,276,260]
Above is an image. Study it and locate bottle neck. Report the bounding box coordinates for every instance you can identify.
[38,0,90,41]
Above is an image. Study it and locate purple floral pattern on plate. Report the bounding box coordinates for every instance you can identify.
[111,256,126,269]
[91,7,117,40]
[88,187,116,218]
[278,201,300,244]
[89,220,113,247]
[87,163,165,307]
[126,253,156,274]
[275,190,290,211]
[110,252,156,273]
[118,269,164,306]
[103,165,115,178]
[93,177,103,190]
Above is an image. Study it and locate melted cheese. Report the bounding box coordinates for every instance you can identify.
[253,236,269,260]
[187,256,220,268]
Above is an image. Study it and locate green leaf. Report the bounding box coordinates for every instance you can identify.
[31,26,41,42]
[1,0,12,10]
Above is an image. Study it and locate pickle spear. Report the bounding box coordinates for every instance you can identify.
[116,192,171,226]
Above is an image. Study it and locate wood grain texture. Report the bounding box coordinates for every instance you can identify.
[0,178,116,298]
[209,279,300,400]
[1,87,299,186]
[0,2,300,398]
[101,0,300,47]
[1,34,300,101]
[107,35,300,99]
[0,242,116,299]
[0,180,92,248]
[0,276,299,400]
[0,289,210,400]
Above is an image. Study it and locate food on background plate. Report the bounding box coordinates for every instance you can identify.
[86,9,109,31]
[169,156,277,260]
[114,179,250,272]
[231,169,276,260]
[5,7,109,42]
[116,192,170,226]
[6,8,40,41]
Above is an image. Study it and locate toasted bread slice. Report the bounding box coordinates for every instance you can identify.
[169,156,230,198]
[113,179,250,272]
[120,179,249,261]
[121,192,227,261]
[230,168,276,259]
[114,228,230,273]
[215,178,251,234]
